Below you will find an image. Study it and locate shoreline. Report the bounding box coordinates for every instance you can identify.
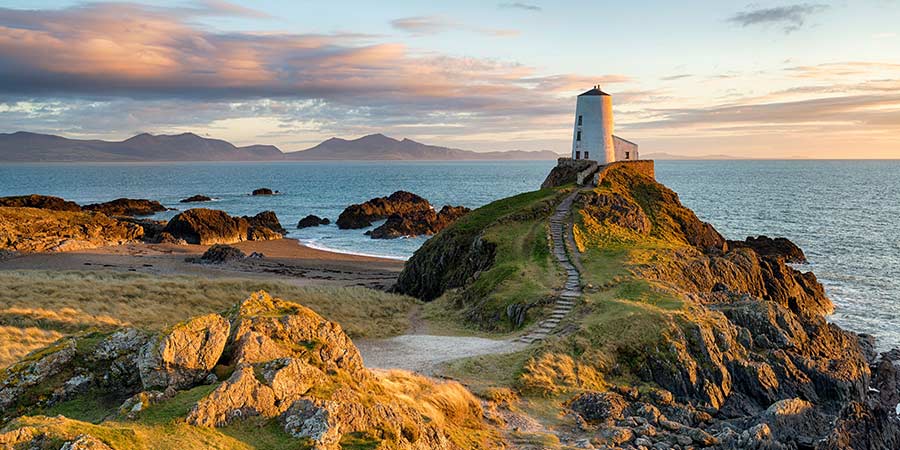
[0,238,405,290]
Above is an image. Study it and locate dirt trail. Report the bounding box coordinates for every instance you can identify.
[356,335,526,376]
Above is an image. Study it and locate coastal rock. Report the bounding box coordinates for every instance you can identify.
[297,214,330,228]
[367,205,470,239]
[199,244,246,263]
[727,235,807,263]
[179,194,212,203]
[0,194,82,212]
[162,208,284,245]
[59,434,114,450]
[568,391,629,424]
[138,313,230,390]
[336,191,432,229]
[0,207,144,253]
[243,210,287,236]
[252,188,275,196]
[83,198,168,217]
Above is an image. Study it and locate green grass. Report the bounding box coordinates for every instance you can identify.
[441,350,534,395]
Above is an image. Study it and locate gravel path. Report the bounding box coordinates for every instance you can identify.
[356,335,526,375]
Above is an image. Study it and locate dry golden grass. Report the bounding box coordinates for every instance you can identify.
[0,270,418,368]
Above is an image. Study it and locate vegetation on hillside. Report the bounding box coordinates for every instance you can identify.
[0,271,418,368]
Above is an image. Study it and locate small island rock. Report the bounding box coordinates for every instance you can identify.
[336,191,431,229]
[84,198,168,217]
[180,195,212,203]
[252,188,275,196]
[367,205,469,239]
[297,215,330,228]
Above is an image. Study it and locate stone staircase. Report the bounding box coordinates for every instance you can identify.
[516,190,582,344]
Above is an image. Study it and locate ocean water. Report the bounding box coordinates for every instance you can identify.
[1,160,899,349]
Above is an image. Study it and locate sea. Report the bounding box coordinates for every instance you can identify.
[2,160,899,350]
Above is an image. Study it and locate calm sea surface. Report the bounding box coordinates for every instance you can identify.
[1,160,898,349]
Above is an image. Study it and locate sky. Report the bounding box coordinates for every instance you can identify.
[0,0,898,158]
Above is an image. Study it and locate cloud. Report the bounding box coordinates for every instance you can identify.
[727,3,828,33]
[390,15,517,37]
[498,2,542,12]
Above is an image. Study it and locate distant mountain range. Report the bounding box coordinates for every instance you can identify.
[0,131,562,162]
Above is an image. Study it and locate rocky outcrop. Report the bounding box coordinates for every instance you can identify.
[728,235,807,263]
[179,195,212,203]
[138,314,230,390]
[198,244,246,263]
[336,191,432,229]
[83,198,168,217]
[0,207,144,252]
[162,208,285,245]
[367,205,470,239]
[252,188,275,196]
[540,158,595,189]
[243,210,287,237]
[297,214,330,228]
[0,194,82,212]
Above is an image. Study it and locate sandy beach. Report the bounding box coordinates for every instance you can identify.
[0,238,404,289]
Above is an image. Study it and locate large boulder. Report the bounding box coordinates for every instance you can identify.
[297,214,330,228]
[84,198,168,216]
[367,205,470,239]
[0,194,81,212]
[252,188,275,196]
[138,314,230,390]
[162,209,285,245]
[336,191,432,229]
[0,207,144,253]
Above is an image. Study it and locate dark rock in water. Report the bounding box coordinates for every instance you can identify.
[252,188,275,196]
[180,195,212,203]
[728,235,807,263]
[336,191,432,229]
[0,194,82,212]
[84,198,168,217]
[199,244,246,263]
[296,214,330,228]
[243,210,287,237]
[367,205,470,239]
[163,209,285,245]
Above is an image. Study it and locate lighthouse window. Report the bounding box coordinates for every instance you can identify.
[625,151,630,160]
[577,115,583,126]
[576,131,581,141]
[584,151,590,160]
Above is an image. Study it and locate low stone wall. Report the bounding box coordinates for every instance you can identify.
[593,160,655,185]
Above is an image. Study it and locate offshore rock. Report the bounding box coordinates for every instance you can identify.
[336,191,432,229]
[179,194,212,203]
[252,188,275,196]
[297,214,330,228]
[0,194,82,212]
[83,198,168,217]
[367,205,470,239]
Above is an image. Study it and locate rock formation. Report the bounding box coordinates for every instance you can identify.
[0,291,497,449]
[251,188,275,196]
[336,191,432,229]
[727,235,808,263]
[83,198,168,217]
[0,194,82,212]
[297,214,330,228]
[179,195,212,203]
[0,207,144,252]
[198,244,246,263]
[367,205,470,239]
[540,158,595,188]
[162,208,285,245]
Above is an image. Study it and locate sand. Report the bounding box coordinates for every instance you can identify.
[0,238,404,289]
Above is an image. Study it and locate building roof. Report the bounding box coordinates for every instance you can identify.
[578,87,610,97]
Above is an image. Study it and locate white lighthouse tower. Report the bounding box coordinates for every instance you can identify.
[571,85,616,163]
